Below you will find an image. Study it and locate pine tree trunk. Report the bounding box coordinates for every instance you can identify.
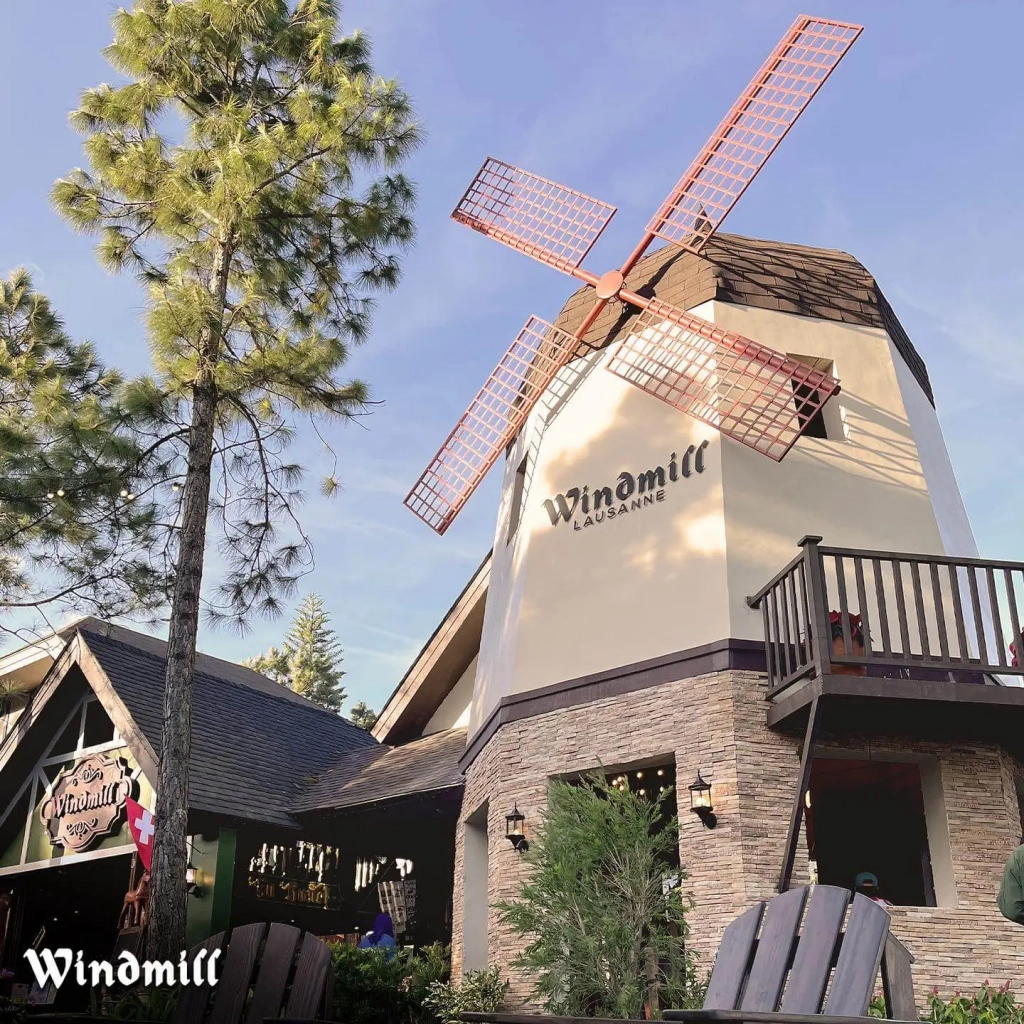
[147,236,232,961]
[146,379,217,960]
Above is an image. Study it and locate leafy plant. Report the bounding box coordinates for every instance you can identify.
[329,942,452,1024]
[924,984,1024,1024]
[495,772,706,1018]
[868,984,1024,1023]
[422,968,510,1024]
[90,985,180,1021]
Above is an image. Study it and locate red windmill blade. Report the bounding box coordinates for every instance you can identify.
[647,16,863,254]
[405,14,862,534]
[606,298,840,461]
[405,317,581,534]
[452,158,617,275]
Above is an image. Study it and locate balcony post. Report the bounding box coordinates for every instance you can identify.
[799,535,831,678]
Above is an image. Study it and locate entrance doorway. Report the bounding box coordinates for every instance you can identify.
[2,853,132,1009]
[805,757,936,907]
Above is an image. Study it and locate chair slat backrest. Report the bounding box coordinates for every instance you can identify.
[823,894,890,1016]
[739,886,808,1011]
[283,931,334,1020]
[779,885,849,1014]
[172,932,228,1024]
[244,924,302,1024]
[172,921,333,1024]
[881,933,919,1021]
[698,886,901,1020]
[208,923,269,1024]
[702,903,763,1010]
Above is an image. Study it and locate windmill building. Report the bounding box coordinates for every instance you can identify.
[397,15,1024,1005]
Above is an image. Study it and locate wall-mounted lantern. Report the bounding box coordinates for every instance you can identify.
[689,771,717,829]
[505,804,529,852]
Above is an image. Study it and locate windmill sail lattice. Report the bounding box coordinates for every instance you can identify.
[406,318,581,534]
[606,299,840,462]
[648,17,862,254]
[452,159,617,274]
[405,13,862,534]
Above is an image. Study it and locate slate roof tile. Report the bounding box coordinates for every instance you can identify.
[80,628,378,827]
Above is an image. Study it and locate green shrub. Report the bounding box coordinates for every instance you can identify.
[495,772,706,1018]
[868,984,1024,1023]
[329,941,453,1024]
[924,984,1024,1024]
[422,968,510,1024]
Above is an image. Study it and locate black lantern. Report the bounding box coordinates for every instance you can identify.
[689,771,717,829]
[185,861,202,897]
[505,804,529,852]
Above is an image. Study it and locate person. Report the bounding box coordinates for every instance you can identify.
[358,912,397,958]
[998,839,1024,925]
[854,871,892,907]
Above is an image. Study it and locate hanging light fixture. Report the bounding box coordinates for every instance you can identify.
[689,770,717,829]
[505,804,529,852]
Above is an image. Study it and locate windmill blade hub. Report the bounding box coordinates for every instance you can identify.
[595,269,625,301]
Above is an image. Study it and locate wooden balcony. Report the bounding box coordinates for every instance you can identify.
[747,537,1024,740]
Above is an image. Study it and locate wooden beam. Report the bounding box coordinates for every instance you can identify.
[778,697,822,893]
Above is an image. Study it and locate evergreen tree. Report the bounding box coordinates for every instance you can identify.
[0,269,168,635]
[54,0,419,957]
[348,700,377,730]
[245,593,345,710]
[495,774,706,1017]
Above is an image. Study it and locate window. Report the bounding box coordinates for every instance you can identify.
[788,354,838,440]
[506,455,529,544]
[805,757,937,906]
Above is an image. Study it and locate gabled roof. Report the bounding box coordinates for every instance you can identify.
[372,554,490,745]
[294,727,466,815]
[1,626,379,828]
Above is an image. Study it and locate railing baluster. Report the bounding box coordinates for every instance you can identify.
[761,599,777,692]
[786,565,802,676]
[871,557,892,658]
[770,585,787,681]
[986,567,1007,668]
[834,555,853,658]
[797,558,812,675]
[892,560,912,658]
[929,562,949,662]
[853,556,873,659]
[967,565,989,663]
[1005,568,1022,671]
[947,562,969,662]
[909,560,931,661]
[779,577,794,680]
[801,537,832,677]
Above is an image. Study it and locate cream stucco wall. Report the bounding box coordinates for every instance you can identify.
[424,654,476,735]
[470,301,976,736]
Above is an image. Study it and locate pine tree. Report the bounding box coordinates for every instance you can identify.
[0,269,168,634]
[245,593,345,710]
[54,0,419,957]
[348,700,377,730]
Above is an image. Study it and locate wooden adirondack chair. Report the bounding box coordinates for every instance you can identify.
[32,921,337,1024]
[460,885,918,1024]
[664,885,917,1023]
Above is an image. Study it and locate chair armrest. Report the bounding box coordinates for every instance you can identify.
[664,1012,918,1024]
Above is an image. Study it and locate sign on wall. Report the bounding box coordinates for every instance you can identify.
[39,752,134,853]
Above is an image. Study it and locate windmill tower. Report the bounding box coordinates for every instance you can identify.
[401,17,1018,1000]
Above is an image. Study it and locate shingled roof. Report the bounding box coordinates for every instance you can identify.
[553,233,933,405]
[294,727,466,815]
[78,626,379,827]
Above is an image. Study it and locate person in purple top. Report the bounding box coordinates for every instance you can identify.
[358,912,397,959]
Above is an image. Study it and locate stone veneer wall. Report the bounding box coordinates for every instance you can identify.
[451,668,1024,1008]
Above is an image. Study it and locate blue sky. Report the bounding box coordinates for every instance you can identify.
[2,1,1022,715]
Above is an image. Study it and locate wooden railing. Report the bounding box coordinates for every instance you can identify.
[747,536,1024,699]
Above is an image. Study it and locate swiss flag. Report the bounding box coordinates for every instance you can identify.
[126,797,155,871]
